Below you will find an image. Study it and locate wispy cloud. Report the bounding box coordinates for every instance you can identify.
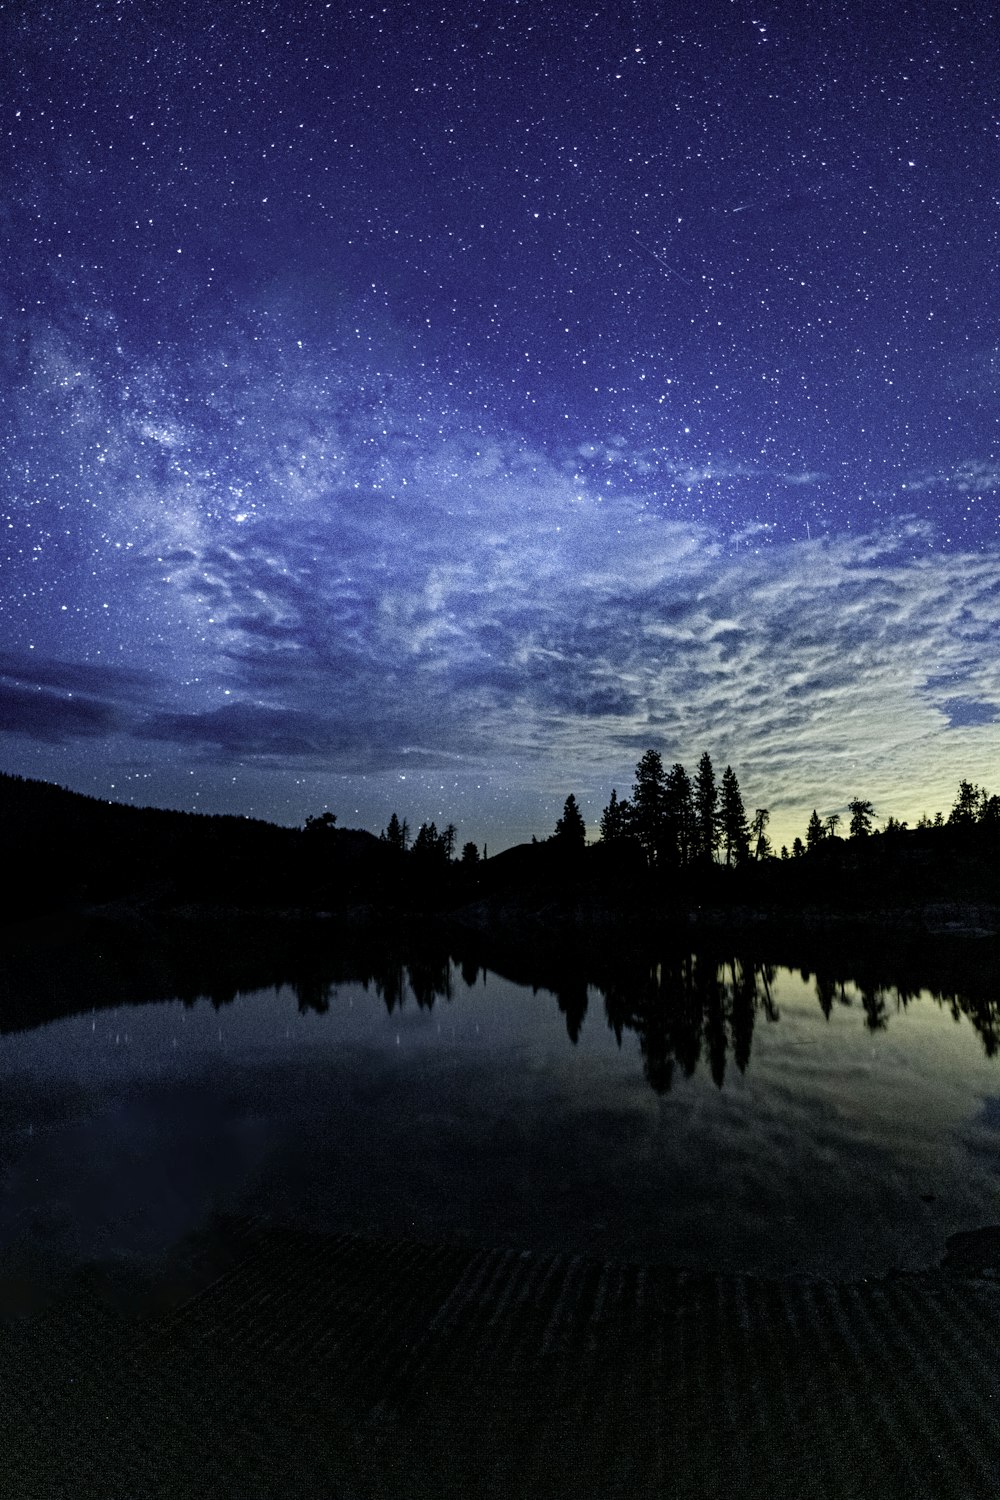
[3,294,999,843]
[106,428,1000,838]
[902,460,1000,495]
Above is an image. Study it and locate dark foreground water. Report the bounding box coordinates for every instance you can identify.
[2,945,999,1290]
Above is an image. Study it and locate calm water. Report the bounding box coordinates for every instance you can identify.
[1,951,999,1286]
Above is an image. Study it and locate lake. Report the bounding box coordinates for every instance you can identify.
[1,939,999,1296]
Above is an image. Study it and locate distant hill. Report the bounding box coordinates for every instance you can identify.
[1,771,998,930]
[0,772,387,917]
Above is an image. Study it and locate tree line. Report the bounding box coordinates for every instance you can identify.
[362,752,1000,871]
[594,750,769,868]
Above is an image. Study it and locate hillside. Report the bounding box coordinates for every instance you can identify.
[1,772,998,932]
[0,773,386,917]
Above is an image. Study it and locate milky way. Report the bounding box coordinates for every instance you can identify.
[2,0,997,848]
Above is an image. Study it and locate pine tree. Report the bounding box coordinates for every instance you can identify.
[805,809,825,850]
[949,780,985,826]
[664,762,694,866]
[599,788,631,843]
[693,751,720,862]
[631,749,668,865]
[719,766,750,866]
[553,793,587,849]
[412,820,439,855]
[381,811,409,852]
[749,807,771,861]
[847,799,875,838]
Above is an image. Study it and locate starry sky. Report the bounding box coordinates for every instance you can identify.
[2,0,998,851]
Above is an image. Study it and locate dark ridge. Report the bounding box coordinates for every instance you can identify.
[0,769,390,916]
[2,769,999,931]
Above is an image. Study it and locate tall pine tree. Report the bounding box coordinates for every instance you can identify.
[631,749,668,865]
[693,751,720,862]
[553,793,587,849]
[719,765,750,866]
[664,762,694,867]
[599,788,631,843]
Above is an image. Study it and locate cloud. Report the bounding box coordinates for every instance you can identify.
[121,422,1000,839]
[4,286,999,842]
[0,653,153,742]
[135,701,480,772]
[780,470,827,486]
[139,703,344,758]
[902,460,1000,496]
[0,652,152,700]
[0,680,123,742]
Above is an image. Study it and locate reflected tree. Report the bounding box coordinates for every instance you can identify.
[860,985,888,1031]
[407,956,453,1009]
[556,979,589,1043]
[294,974,331,1014]
[815,973,837,1021]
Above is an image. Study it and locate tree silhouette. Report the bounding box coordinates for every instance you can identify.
[598,787,631,843]
[664,761,694,867]
[693,751,719,863]
[847,798,875,839]
[381,811,409,852]
[413,821,449,862]
[412,820,437,854]
[553,793,586,849]
[631,749,668,865]
[806,809,825,851]
[949,780,985,826]
[460,840,480,865]
[749,807,772,861]
[719,766,750,866]
[556,980,588,1043]
[304,810,338,832]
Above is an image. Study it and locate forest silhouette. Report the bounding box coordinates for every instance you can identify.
[0,751,998,925]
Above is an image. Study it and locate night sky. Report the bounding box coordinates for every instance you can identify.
[3,0,998,851]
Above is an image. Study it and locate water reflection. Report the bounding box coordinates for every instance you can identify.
[598,954,775,1092]
[283,941,998,1096]
[3,916,1000,1282]
[1,915,998,1098]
